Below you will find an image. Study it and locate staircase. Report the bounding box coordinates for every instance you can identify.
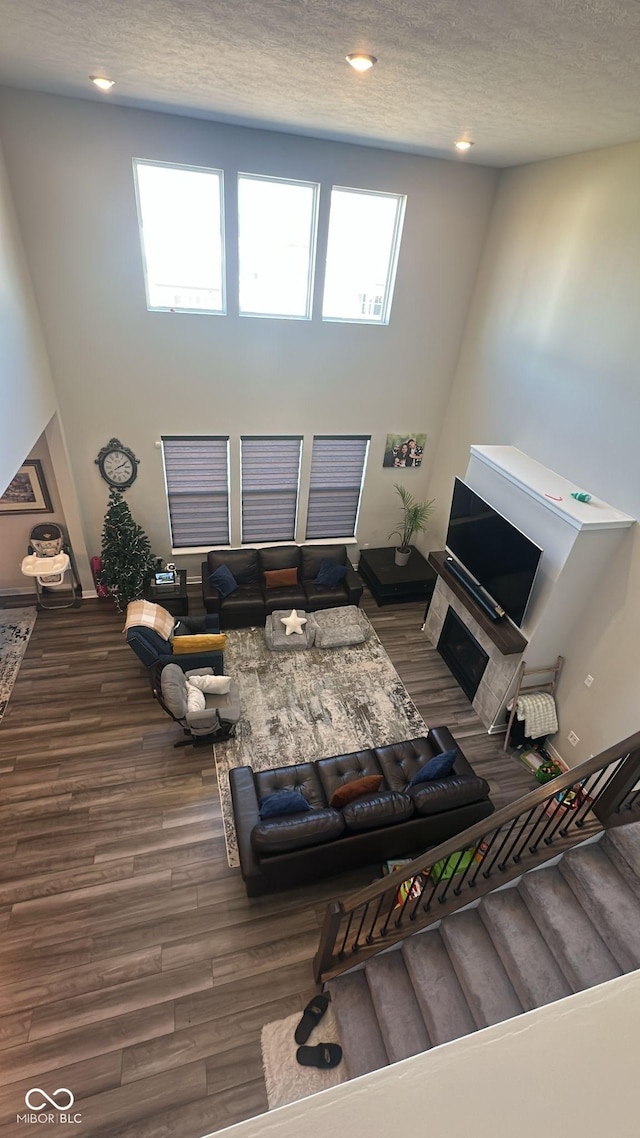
[328,822,640,1079]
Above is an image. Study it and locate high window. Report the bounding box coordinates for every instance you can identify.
[237,175,319,319]
[134,160,225,313]
[240,436,303,543]
[306,436,370,539]
[161,436,229,548]
[322,188,406,324]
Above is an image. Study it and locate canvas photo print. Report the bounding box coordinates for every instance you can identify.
[383,433,426,468]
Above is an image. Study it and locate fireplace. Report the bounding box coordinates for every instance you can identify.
[438,607,489,702]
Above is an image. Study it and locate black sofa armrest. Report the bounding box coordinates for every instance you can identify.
[344,564,364,605]
[229,766,263,891]
[202,560,221,615]
[427,725,474,778]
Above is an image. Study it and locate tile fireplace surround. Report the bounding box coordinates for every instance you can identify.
[425,577,520,732]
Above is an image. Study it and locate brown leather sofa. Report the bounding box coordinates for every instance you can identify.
[201,544,363,629]
[229,726,494,896]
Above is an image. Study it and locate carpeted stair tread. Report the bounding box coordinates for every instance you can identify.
[328,971,389,1080]
[365,951,431,1063]
[439,909,523,1029]
[402,929,477,1045]
[559,844,640,972]
[601,823,640,900]
[480,888,572,1010]
[519,866,622,991]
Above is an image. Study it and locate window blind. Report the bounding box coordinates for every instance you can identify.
[241,436,302,543]
[162,436,229,548]
[306,436,370,539]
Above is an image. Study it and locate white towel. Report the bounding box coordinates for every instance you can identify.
[516,693,558,738]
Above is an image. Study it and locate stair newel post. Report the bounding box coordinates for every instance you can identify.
[593,749,640,828]
[313,901,344,984]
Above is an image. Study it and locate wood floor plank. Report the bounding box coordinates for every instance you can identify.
[0,1050,123,1130]
[0,947,162,1014]
[121,994,301,1084]
[0,1003,175,1086]
[29,960,212,1041]
[0,591,540,1133]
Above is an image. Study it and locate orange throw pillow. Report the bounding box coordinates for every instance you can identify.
[172,634,227,654]
[264,568,298,588]
[330,775,384,810]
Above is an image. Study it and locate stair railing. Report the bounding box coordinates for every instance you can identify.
[314,730,640,983]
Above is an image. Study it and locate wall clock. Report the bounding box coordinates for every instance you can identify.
[95,439,139,489]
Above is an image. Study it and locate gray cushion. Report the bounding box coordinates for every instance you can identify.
[160,663,188,718]
[264,610,316,651]
[312,606,371,648]
[251,808,345,854]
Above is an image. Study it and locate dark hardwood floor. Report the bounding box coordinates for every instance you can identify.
[0,589,535,1137]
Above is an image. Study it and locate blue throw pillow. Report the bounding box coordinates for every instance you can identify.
[408,748,457,787]
[258,789,311,820]
[314,560,348,588]
[209,564,238,599]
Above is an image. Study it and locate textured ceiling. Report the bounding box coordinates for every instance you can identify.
[0,0,639,166]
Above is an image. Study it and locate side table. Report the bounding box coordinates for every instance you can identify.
[144,569,189,617]
[358,547,436,606]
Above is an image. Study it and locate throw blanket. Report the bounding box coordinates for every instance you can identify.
[516,693,558,738]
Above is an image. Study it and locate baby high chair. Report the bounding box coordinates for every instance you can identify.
[21,523,82,610]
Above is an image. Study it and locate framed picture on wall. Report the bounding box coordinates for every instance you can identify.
[0,459,53,515]
[382,433,426,469]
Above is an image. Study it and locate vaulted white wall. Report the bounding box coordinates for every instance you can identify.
[428,141,640,760]
[0,138,56,496]
[0,88,498,575]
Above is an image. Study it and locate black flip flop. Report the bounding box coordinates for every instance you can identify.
[296,1043,342,1069]
[294,994,330,1044]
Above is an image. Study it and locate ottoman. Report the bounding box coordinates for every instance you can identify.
[264,609,317,651]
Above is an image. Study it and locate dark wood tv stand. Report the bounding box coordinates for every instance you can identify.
[428,551,527,654]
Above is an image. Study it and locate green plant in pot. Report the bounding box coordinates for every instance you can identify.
[388,483,435,567]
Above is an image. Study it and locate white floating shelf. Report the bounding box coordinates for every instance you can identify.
[470,446,634,532]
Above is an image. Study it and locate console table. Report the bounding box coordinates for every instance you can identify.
[358,547,436,606]
[144,569,189,617]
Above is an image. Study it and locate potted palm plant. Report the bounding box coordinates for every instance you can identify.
[388,483,435,567]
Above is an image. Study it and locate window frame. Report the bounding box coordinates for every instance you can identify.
[133,158,227,316]
[161,435,230,552]
[240,435,303,545]
[305,435,370,541]
[321,186,407,326]
[237,172,320,321]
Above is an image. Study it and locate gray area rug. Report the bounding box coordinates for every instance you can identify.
[0,608,37,724]
[214,613,427,867]
[261,1006,346,1110]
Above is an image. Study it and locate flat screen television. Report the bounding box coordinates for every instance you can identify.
[445,478,542,627]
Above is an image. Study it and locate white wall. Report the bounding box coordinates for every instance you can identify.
[0,137,57,495]
[0,431,63,593]
[427,142,640,761]
[215,971,640,1138]
[0,88,498,575]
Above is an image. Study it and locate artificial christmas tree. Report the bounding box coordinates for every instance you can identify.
[98,489,155,611]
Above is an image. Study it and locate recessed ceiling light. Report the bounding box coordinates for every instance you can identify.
[455,139,473,152]
[90,76,115,91]
[346,53,377,72]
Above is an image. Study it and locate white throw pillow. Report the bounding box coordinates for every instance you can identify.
[280,609,307,636]
[187,674,232,694]
[186,685,206,713]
